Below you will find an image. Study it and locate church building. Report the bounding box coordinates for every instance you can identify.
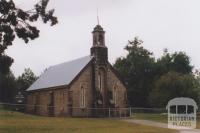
[26,25,128,117]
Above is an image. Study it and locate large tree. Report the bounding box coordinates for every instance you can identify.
[0,0,57,102]
[16,68,37,103]
[0,0,57,73]
[155,50,193,77]
[114,37,198,107]
[0,71,17,103]
[17,68,37,91]
[114,37,156,107]
[149,71,200,107]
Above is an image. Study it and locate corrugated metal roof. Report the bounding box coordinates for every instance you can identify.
[27,56,93,91]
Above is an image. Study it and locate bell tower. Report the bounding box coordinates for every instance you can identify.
[91,25,108,64]
[91,25,109,109]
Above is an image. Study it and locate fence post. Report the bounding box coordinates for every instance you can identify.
[87,108,88,118]
[129,107,132,117]
[119,109,121,118]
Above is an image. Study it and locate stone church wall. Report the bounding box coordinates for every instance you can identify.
[26,88,68,116]
[70,64,93,117]
[26,64,93,117]
[107,66,127,108]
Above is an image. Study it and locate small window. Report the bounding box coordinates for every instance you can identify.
[178,105,186,114]
[80,86,85,108]
[170,105,176,114]
[187,105,194,114]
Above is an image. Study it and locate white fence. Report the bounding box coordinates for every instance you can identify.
[1,103,183,118]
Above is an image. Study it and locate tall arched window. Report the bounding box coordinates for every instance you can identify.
[98,72,101,91]
[80,86,85,108]
[113,84,117,105]
[98,69,105,92]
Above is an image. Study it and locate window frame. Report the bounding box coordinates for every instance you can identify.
[80,85,86,108]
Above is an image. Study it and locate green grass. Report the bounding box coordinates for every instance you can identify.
[132,113,168,123]
[0,109,177,133]
[133,113,200,128]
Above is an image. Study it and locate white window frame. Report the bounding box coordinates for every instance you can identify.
[80,85,85,108]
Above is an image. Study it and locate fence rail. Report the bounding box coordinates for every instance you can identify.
[3,103,195,118]
[0,102,131,118]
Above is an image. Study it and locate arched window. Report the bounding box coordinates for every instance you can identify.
[98,72,103,92]
[93,35,97,46]
[113,84,117,105]
[98,69,105,92]
[80,86,85,108]
[98,72,101,91]
[98,34,104,46]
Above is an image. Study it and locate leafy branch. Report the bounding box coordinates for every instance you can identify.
[0,0,58,54]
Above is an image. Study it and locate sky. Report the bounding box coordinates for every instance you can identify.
[6,0,200,76]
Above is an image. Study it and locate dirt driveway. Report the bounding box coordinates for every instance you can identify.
[123,119,200,133]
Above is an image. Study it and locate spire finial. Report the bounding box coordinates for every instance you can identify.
[97,8,99,25]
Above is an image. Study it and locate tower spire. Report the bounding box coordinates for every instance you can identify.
[97,8,99,25]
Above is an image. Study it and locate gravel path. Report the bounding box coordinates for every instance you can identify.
[123,119,200,133]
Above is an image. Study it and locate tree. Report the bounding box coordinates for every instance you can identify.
[16,68,37,104]
[149,71,200,107]
[114,37,156,107]
[155,50,193,77]
[114,37,198,108]
[17,68,38,92]
[0,0,57,102]
[0,71,17,103]
[194,69,200,104]
[0,0,57,51]
[149,50,195,107]
[0,0,57,73]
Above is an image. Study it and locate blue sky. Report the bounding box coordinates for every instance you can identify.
[7,0,200,76]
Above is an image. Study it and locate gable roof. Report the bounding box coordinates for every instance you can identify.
[27,56,93,91]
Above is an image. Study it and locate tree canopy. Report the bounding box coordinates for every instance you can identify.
[114,37,155,107]
[155,50,193,77]
[114,37,200,107]
[0,0,57,51]
[0,71,16,103]
[149,71,199,107]
[0,0,57,103]
[0,0,57,75]
[17,68,38,92]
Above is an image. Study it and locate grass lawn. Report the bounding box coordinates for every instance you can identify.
[132,113,168,123]
[133,113,200,129]
[0,109,177,133]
